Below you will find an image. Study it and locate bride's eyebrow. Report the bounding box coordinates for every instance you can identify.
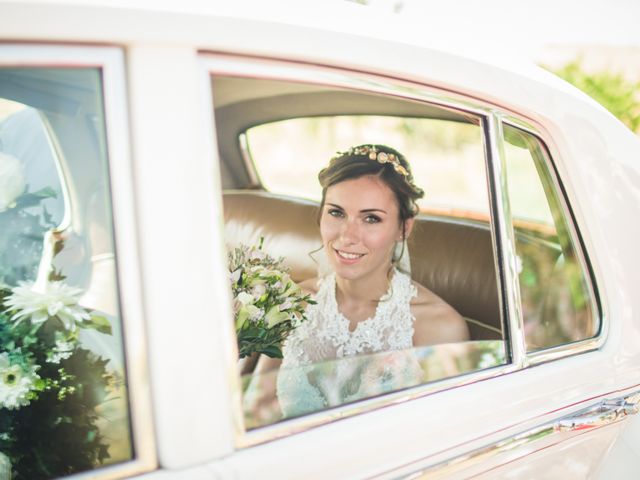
[361,208,387,214]
[325,203,387,214]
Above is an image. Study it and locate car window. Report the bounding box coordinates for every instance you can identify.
[213,75,506,430]
[502,123,598,351]
[247,116,490,221]
[0,68,132,478]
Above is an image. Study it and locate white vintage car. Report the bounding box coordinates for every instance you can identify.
[1,1,640,479]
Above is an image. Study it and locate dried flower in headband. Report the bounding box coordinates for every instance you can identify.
[333,145,410,177]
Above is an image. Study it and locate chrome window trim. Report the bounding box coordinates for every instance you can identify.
[0,44,157,479]
[500,117,605,364]
[201,54,605,448]
[485,112,527,368]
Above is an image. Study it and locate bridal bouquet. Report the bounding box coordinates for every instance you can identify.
[0,281,115,479]
[229,239,315,359]
[0,154,116,479]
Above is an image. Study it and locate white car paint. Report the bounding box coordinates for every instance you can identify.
[1,1,639,479]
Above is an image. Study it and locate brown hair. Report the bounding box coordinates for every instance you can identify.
[318,144,425,230]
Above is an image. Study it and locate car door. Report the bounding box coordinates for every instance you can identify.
[0,44,156,479]
[202,54,640,479]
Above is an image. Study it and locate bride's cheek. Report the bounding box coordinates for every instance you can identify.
[320,221,336,244]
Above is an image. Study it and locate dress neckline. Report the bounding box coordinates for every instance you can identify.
[327,270,398,335]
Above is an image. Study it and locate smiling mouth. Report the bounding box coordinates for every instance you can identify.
[335,249,365,260]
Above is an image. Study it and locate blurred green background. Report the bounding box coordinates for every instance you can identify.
[547,59,640,134]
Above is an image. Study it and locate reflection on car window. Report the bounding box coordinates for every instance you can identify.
[242,342,505,428]
[214,76,507,430]
[0,68,132,478]
[502,124,598,351]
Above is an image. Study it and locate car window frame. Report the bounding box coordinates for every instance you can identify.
[0,43,157,479]
[204,54,606,448]
[200,55,489,444]
[500,116,603,365]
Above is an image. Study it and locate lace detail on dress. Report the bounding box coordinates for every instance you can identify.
[277,269,420,417]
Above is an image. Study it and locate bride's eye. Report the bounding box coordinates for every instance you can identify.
[327,208,344,218]
[364,214,381,224]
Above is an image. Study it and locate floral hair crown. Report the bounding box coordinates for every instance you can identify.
[335,145,409,177]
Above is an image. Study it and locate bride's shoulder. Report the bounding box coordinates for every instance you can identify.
[409,280,469,345]
[298,277,320,296]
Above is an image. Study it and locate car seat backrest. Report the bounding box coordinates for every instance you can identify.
[223,190,502,341]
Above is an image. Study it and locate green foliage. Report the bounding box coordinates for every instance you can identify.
[0,186,115,479]
[548,60,640,133]
[1,284,114,480]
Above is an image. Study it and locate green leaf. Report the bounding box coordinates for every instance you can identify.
[259,345,283,358]
[84,315,112,335]
[14,187,57,209]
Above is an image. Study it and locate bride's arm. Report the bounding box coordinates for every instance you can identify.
[298,276,320,296]
[411,282,469,346]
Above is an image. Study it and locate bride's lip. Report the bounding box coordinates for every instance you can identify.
[334,248,365,264]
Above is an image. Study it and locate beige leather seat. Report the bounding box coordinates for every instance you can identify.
[223,190,502,341]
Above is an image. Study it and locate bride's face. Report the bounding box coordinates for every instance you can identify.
[320,175,409,282]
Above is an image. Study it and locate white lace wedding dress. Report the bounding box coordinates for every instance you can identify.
[276,268,424,418]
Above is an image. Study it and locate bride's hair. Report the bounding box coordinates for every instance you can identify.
[317,144,425,226]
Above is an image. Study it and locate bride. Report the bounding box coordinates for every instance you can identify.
[246,144,469,421]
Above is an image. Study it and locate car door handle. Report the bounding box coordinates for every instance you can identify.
[556,392,640,432]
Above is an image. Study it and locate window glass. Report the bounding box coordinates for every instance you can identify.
[0,68,132,478]
[502,124,598,351]
[213,75,505,430]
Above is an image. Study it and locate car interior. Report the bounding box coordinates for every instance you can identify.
[213,75,505,366]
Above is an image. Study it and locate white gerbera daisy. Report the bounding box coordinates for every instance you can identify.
[5,281,91,331]
[0,352,40,410]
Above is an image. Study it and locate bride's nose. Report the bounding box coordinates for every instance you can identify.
[339,218,360,244]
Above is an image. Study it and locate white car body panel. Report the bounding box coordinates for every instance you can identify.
[1,1,639,479]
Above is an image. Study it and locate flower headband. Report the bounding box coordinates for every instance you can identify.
[334,145,409,177]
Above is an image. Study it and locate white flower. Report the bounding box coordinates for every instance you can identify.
[236,291,254,306]
[266,305,288,327]
[251,283,266,299]
[0,152,26,212]
[46,334,75,364]
[5,281,91,331]
[248,305,263,322]
[230,268,242,284]
[0,352,39,410]
[236,304,263,329]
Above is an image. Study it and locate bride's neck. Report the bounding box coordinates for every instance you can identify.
[334,268,392,307]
